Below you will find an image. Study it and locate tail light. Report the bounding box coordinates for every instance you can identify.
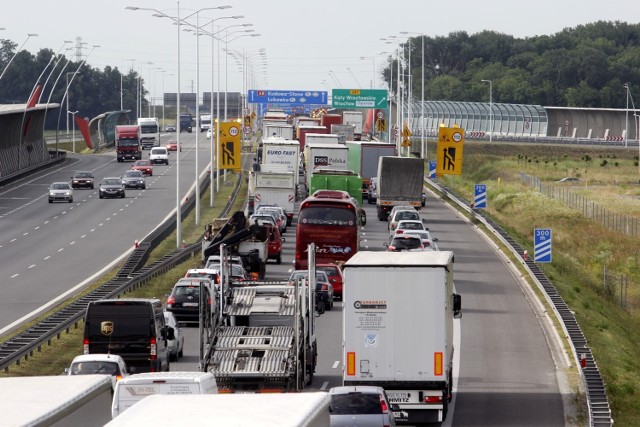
[396,229,404,234]
[424,241,431,247]
[150,337,157,360]
[387,245,396,251]
[167,296,176,306]
[423,395,443,403]
[321,283,329,291]
[380,397,389,413]
[207,297,212,305]
[116,375,123,382]
[83,338,89,355]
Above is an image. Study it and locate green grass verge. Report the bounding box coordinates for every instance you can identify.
[434,141,640,425]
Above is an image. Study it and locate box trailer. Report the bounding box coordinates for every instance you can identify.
[346,141,397,200]
[343,251,461,424]
[105,393,330,427]
[2,375,113,427]
[304,142,348,186]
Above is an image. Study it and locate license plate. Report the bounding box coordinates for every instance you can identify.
[387,392,409,399]
[183,302,198,307]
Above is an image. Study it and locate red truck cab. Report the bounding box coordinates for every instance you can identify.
[115,125,142,162]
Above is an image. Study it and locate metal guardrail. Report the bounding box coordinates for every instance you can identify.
[426,177,613,427]
[0,170,244,372]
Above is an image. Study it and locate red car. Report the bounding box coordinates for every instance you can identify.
[316,263,344,300]
[266,223,285,264]
[131,159,153,176]
[165,140,181,151]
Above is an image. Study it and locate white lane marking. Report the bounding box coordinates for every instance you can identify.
[70,241,76,245]
[91,228,96,232]
[28,264,36,269]
[43,256,51,260]
[10,238,16,242]
[23,232,29,236]
[34,226,40,230]
[320,381,329,391]
[11,274,19,278]
[57,248,64,252]
[81,234,86,238]
[44,221,49,224]
[332,360,340,369]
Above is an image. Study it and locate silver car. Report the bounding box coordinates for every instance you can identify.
[121,169,146,189]
[163,311,184,361]
[329,386,396,427]
[48,182,73,203]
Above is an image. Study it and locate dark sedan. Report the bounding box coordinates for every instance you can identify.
[99,177,126,199]
[166,280,212,325]
[71,171,95,189]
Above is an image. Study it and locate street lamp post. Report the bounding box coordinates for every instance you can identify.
[121,58,135,111]
[625,83,630,148]
[401,31,425,159]
[0,33,38,81]
[65,71,77,135]
[68,111,79,152]
[481,79,493,142]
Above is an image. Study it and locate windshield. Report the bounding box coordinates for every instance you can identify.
[102,179,121,186]
[118,138,139,147]
[70,361,119,376]
[125,171,143,178]
[398,222,424,231]
[75,172,92,178]
[391,237,422,249]
[51,183,70,190]
[140,125,158,134]
[330,393,382,415]
[298,206,356,226]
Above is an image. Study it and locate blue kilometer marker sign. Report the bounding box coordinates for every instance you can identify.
[534,228,552,263]
[428,160,436,179]
[474,184,487,208]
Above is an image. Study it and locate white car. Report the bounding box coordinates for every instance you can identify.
[388,208,422,234]
[66,353,128,389]
[206,128,213,139]
[390,219,426,238]
[398,230,439,251]
[163,311,184,361]
[48,182,73,203]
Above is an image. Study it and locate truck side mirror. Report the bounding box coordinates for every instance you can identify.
[281,237,286,243]
[359,209,366,226]
[453,293,462,318]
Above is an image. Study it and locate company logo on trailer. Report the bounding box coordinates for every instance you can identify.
[353,300,387,309]
[266,149,296,156]
[314,156,329,167]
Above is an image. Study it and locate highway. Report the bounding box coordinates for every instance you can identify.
[0,132,213,332]
[173,186,568,425]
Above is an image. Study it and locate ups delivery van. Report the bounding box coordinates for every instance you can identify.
[83,299,174,373]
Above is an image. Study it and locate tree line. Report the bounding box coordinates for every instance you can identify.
[381,20,640,108]
[1,19,639,130]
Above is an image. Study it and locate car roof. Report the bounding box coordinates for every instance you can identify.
[71,354,125,364]
[329,385,385,395]
[397,219,423,225]
[51,181,71,186]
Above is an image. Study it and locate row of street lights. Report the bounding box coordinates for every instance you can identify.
[126,3,261,249]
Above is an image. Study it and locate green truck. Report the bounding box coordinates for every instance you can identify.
[309,169,363,206]
[346,141,397,201]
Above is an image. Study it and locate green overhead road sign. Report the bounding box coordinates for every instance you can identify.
[332,89,388,109]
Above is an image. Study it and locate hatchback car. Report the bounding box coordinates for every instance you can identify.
[165,140,181,152]
[388,209,422,234]
[385,234,424,252]
[131,159,153,176]
[316,263,344,300]
[289,270,334,310]
[166,280,212,325]
[99,177,126,199]
[66,353,128,389]
[390,219,426,238]
[206,128,213,139]
[163,311,184,361]
[400,230,439,251]
[70,171,95,189]
[329,386,396,427]
[48,182,73,203]
[121,169,146,189]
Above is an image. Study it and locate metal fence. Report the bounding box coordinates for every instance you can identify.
[520,173,640,237]
[521,172,640,313]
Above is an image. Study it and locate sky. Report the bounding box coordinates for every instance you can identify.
[2,0,639,103]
